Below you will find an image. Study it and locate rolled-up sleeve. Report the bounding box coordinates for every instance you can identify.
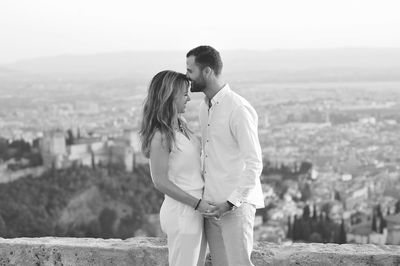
[227,104,263,207]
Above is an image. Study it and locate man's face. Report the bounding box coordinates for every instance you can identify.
[186,55,206,93]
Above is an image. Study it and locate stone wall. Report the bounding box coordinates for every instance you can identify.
[0,237,400,266]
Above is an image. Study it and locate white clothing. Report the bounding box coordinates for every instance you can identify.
[158,131,206,266]
[205,203,256,266]
[199,84,264,208]
[167,132,204,193]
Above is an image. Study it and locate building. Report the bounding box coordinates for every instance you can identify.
[74,101,100,115]
[123,128,147,165]
[39,129,137,172]
[338,184,369,211]
[347,222,387,245]
[386,214,400,245]
[40,130,67,169]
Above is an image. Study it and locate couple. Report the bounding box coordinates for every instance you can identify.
[140,46,264,266]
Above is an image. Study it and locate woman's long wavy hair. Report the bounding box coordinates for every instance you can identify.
[139,70,190,158]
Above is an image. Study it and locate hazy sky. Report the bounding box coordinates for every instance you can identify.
[1,0,399,64]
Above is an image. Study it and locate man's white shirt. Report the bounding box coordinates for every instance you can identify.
[199,84,265,208]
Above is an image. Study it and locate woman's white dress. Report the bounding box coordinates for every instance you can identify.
[157,131,206,266]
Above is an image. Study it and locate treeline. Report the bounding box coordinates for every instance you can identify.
[288,205,347,244]
[263,160,313,177]
[371,205,388,234]
[262,160,313,201]
[287,203,400,244]
[0,138,42,169]
[0,164,163,239]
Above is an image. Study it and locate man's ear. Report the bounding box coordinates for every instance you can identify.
[203,66,213,77]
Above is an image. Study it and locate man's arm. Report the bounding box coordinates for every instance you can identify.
[227,104,263,207]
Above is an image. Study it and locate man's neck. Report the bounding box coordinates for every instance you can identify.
[204,80,225,100]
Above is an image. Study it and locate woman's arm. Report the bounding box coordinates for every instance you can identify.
[149,131,213,211]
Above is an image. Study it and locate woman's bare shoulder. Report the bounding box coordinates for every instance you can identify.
[150,130,169,152]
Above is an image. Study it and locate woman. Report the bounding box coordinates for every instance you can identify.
[139,70,214,266]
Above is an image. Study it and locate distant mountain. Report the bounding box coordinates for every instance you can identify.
[2,51,186,82]
[0,67,14,73]
[0,66,42,82]
[2,48,400,83]
[223,48,400,83]
[0,67,19,77]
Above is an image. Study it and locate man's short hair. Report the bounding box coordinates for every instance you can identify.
[186,46,223,76]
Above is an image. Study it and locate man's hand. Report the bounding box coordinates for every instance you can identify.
[202,202,232,219]
[196,200,216,213]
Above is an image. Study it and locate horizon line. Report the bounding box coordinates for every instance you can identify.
[2,46,400,65]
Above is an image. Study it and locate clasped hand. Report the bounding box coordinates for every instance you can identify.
[196,200,231,219]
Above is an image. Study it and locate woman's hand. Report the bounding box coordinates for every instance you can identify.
[196,200,216,213]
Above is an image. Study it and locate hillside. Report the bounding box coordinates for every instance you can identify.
[0,164,163,239]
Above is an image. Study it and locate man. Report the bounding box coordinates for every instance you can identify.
[186,45,264,266]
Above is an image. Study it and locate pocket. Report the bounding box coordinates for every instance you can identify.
[231,203,256,218]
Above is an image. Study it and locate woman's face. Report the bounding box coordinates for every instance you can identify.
[176,84,191,113]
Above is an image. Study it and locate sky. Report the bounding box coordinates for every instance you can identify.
[0,0,399,64]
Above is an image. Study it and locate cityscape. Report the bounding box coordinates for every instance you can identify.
[1,50,400,246]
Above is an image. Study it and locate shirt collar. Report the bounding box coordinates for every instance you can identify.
[204,84,230,106]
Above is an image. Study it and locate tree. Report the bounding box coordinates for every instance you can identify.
[379,217,387,234]
[85,220,101,238]
[376,204,383,218]
[0,139,8,160]
[116,215,137,239]
[65,129,74,145]
[339,219,347,244]
[292,215,299,241]
[127,196,145,232]
[298,218,312,241]
[321,214,334,243]
[299,162,312,174]
[32,138,41,149]
[372,211,377,232]
[300,183,312,201]
[309,232,323,243]
[0,214,6,236]
[334,191,341,201]
[312,204,318,220]
[395,200,400,214]
[286,216,292,239]
[316,212,324,236]
[99,208,117,238]
[90,149,96,170]
[303,205,311,220]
